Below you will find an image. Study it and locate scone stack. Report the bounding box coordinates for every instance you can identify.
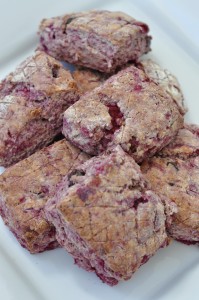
[0,10,198,286]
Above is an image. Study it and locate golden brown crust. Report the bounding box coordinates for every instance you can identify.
[138,59,186,115]
[159,124,199,159]
[0,51,79,167]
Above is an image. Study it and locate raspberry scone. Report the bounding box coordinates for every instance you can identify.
[73,59,185,105]
[63,65,184,162]
[0,140,89,253]
[39,10,151,73]
[45,146,171,286]
[141,124,199,245]
[0,51,78,167]
[73,59,187,103]
[138,59,186,115]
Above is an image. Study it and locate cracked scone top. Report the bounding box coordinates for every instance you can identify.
[45,146,171,285]
[72,59,185,110]
[0,50,79,167]
[141,124,199,244]
[0,140,89,253]
[39,10,151,73]
[138,59,186,115]
[63,65,184,162]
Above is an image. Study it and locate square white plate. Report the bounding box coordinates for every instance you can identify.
[0,1,198,300]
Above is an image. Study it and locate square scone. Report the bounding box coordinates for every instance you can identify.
[141,124,199,245]
[137,59,185,114]
[63,65,184,162]
[0,140,89,253]
[46,146,171,285]
[73,59,185,113]
[39,10,151,73]
[0,50,79,167]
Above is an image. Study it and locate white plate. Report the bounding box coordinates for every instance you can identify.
[0,1,198,299]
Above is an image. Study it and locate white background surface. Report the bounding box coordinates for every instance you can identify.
[0,1,199,299]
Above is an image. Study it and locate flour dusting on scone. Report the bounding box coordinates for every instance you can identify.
[141,124,199,245]
[138,59,186,115]
[0,51,79,167]
[0,140,89,253]
[63,65,184,162]
[45,146,172,285]
[39,10,151,73]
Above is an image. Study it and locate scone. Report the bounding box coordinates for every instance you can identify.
[45,146,171,285]
[0,51,78,167]
[141,124,199,245]
[63,65,184,162]
[39,10,151,73]
[0,140,89,253]
[138,59,186,115]
[72,59,185,110]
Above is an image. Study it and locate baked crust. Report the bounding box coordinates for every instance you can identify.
[0,50,79,167]
[39,10,151,73]
[138,59,186,115]
[0,140,89,253]
[46,146,170,285]
[63,65,184,162]
[73,67,108,95]
[141,124,199,244]
[159,124,199,159]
